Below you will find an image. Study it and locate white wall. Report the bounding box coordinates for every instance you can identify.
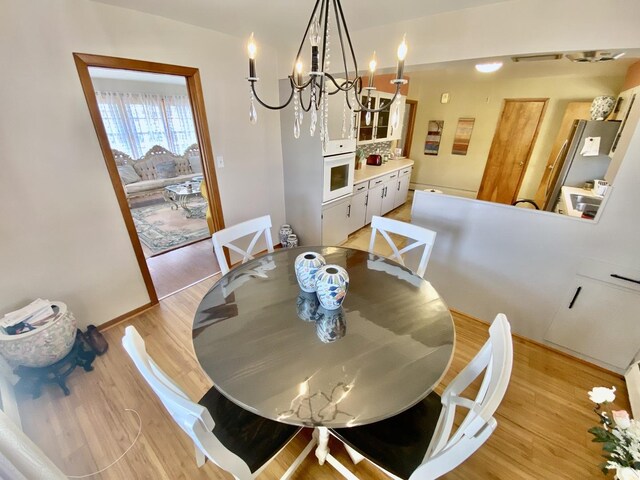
[411,91,640,371]
[0,0,286,327]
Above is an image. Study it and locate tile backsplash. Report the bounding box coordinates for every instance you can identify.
[358,141,392,157]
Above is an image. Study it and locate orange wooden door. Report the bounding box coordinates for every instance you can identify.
[477,99,548,204]
[533,101,592,209]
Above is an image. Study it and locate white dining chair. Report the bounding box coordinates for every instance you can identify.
[122,326,305,480]
[368,215,436,278]
[330,314,513,480]
[211,215,274,275]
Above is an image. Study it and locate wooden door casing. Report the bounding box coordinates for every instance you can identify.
[477,99,548,205]
[533,102,592,209]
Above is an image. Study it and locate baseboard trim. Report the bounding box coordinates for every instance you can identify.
[451,308,624,379]
[98,302,155,332]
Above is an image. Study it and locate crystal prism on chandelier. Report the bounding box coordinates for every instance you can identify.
[245,0,408,143]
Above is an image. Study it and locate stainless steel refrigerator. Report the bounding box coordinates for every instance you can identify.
[544,119,621,211]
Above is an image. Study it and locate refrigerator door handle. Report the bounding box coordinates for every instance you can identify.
[545,139,569,197]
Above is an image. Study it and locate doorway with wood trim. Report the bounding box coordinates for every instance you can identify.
[477,98,548,205]
[74,53,225,302]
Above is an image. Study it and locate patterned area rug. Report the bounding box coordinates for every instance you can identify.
[131,201,209,257]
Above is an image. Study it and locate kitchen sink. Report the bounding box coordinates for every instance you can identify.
[570,194,602,215]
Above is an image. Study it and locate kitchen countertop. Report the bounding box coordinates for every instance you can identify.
[354,158,414,184]
[561,186,603,219]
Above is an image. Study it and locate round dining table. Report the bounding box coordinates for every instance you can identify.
[192,246,455,466]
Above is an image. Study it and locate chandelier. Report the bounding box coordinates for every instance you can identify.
[246,0,408,148]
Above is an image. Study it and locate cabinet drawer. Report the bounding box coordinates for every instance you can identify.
[399,167,412,177]
[383,171,399,183]
[368,176,386,189]
[353,181,368,194]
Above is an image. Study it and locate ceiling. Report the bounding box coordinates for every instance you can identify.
[90,0,513,51]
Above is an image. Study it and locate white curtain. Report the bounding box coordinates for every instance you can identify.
[0,410,67,479]
[96,91,197,159]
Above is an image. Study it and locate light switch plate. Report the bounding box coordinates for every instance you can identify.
[217,155,224,168]
[441,93,450,104]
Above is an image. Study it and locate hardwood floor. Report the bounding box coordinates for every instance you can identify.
[18,193,629,479]
[147,238,220,299]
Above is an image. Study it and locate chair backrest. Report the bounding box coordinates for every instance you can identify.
[212,215,274,275]
[369,216,436,278]
[122,326,253,479]
[412,314,513,479]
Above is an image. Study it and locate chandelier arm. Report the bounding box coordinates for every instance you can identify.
[325,73,356,93]
[250,78,295,111]
[334,0,359,75]
[352,83,402,113]
[299,77,316,112]
[332,0,353,86]
[293,77,314,91]
[292,0,323,78]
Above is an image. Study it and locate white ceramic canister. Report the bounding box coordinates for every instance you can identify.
[279,224,293,245]
[315,264,349,310]
[294,251,326,292]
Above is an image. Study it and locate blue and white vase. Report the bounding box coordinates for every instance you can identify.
[296,291,320,322]
[590,95,616,121]
[315,264,349,310]
[279,224,293,245]
[294,251,326,292]
[315,307,346,343]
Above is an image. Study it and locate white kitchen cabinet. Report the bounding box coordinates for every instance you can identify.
[348,189,368,233]
[365,178,385,225]
[393,166,412,209]
[544,261,640,370]
[380,172,398,215]
[357,92,405,144]
[322,196,351,246]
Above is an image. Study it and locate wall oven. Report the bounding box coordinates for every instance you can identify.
[323,151,355,203]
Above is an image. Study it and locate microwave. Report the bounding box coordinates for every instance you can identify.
[323,151,355,203]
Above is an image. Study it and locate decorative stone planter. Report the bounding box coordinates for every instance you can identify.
[0,302,77,368]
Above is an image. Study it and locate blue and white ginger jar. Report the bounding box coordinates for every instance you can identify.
[315,264,349,310]
[296,291,320,322]
[294,251,326,293]
[315,307,346,343]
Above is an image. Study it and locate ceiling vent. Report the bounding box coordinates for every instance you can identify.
[566,51,626,62]
[511,53,563,62]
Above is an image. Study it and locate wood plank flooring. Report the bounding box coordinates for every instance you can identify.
[18,194,630,479]
[147,238,220,299]
[18,279,629,479]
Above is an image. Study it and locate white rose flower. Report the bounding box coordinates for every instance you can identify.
[612,410,632,429]
[615,467,640,480]
[588,386,616,404]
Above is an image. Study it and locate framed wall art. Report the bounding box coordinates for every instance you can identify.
[452,117,475,155]
[424,120,444,155]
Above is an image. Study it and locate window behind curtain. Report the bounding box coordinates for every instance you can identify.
[95,91,197,159]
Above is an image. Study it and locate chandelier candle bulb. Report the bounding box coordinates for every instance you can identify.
[368,52,377,87]
[396,35,407,80]
[247,33,257,78]
[295,60,303,85]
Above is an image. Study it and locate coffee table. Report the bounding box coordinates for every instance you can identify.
[163,181,206,218]
[192,246,455,470]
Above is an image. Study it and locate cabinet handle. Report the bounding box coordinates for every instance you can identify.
[347,205,351,218]
[357,185,366,191]
[610,273,640,285]
[397,181,401,191]
[390,174,396,178]
[365,194,368,206]
[568,286,582,309]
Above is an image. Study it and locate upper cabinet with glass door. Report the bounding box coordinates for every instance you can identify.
[357,91,405,144]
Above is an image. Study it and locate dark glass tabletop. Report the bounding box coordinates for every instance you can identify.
[192,246,455,428]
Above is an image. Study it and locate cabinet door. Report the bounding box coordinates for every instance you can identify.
[544,276,640,369]
[322,198,350,246]
[366,182,384,225]
[374,92,393,141]
[348,190,368,234]
[389,95,406,141]
[358,94,377,143]
[393,173,411,209]
[380,174,398,215]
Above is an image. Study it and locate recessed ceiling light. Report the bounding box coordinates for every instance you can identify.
[475,62,503,73]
